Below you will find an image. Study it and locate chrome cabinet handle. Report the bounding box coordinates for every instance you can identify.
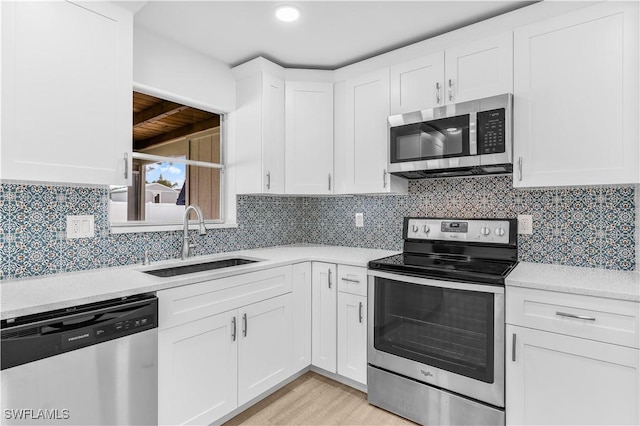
[123,153,129,179]
[383,169,387,189]
[556,311,596,321]
[231,316,236,341]
[242,313,247,337]
[341,277,360,284]
[266,171,271,190]
[435,82,441,104]
[512,333,517,362]
[328,269,332,289]
[518,157,523,181]
[358,302,363,323]
[328,173,332,191]
[448,79,454,102]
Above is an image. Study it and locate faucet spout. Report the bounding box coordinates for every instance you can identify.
[182,204,206,260]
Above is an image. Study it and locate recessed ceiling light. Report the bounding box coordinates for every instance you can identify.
[275,5,301,22]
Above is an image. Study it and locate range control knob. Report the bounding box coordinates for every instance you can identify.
[411,225,419,233]
[423,225,431,234]
[495,227,506,237]
[480,226,491,236]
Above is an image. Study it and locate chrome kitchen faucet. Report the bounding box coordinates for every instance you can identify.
[182,205,207,260]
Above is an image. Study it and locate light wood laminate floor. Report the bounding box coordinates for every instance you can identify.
[224,372,415,425]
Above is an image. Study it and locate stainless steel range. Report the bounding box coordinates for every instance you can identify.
[367,217,518,425]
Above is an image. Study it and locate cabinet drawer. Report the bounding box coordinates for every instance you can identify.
[158,266,292,330]
[337,265,367,297]
[506,286,639,348]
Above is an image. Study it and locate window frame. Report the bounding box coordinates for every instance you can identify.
[109,84,234,234]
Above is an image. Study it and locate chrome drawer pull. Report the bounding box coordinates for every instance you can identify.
[512,333,517,362]
[341,277,361,284]
[556,311,596,321]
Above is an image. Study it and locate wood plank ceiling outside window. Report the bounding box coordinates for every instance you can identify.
[130,92,222,221]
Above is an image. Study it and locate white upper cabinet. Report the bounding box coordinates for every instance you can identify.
[389,32,512,114]
[233,58,285,194]
[336,69,407,194]
[285,81,334,194]
[390,53,445,115]
[513,2,639,187]
[445,32,513,104]
[1,0,132,185]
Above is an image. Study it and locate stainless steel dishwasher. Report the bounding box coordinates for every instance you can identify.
[1,293,158,425]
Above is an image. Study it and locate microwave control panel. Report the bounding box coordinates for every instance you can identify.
[477,108,505,154]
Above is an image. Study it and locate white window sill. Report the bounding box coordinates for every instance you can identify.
[110,222,238,234]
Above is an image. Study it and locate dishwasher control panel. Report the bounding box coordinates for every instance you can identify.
[2,294,158,370]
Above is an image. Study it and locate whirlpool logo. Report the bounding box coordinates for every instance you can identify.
[420,369,434,377]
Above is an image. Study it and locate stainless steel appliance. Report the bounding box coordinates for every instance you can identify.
[388,94,512,179]
[367,218,518,425]
[1,294,158,426]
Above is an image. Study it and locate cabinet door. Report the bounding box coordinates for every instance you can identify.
[285,81,334,194]
[390,52,445,114]
[513,2,639,187]
[238,294,293,405]
[337,292,367,385]
[506,325,639,426]
[292,262,312,372]
[444,32,513,104]
[311,262,337,372]
[158,310,238,426]
[342,69,391,193]
[1,1,132,185]
[262,73,286,194]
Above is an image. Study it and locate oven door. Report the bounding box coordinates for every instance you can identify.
[368,270,505,408]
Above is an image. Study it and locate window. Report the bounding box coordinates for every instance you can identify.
[109,91,225,227]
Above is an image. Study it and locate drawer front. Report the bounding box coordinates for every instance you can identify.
[158,266,292,330]
[506,286,639,348]
[337,265,367,297]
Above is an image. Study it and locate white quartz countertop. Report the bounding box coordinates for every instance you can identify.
[506,262,640,302]
[0,244,398,320]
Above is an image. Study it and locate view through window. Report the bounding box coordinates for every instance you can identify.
[109,92,223,224]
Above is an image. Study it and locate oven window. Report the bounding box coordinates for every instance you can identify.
[374,277,494,383]
[390,115,470,163]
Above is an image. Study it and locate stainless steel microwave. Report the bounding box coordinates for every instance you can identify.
[388,94,513,179]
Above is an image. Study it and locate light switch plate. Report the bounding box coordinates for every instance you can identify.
[67,215,95,239]
[517,214,533,235]
[355,213,364,227]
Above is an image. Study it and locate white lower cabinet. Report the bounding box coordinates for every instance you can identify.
[506,286,640,425]
[311,262,337,372]
[158,267,294,425]
[337,292,367,385]
[158,310,238,426]
[312,262,369,386]
[506,324,639,426]
[238,294,293,405]
[292,263,312,372]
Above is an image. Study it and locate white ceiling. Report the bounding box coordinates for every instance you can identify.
[133,1,535,69]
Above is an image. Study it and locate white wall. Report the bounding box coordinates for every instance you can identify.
[133,28,236,112]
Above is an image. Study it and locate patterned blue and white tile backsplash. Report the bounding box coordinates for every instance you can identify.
[0,175,635,280]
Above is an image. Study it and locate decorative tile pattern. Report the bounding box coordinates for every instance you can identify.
[302,176,636,271]
[0,176,636,281]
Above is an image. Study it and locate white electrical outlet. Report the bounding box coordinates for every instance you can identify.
[67,215,95,239]
[355,213,364,227]
[517,214,533,235]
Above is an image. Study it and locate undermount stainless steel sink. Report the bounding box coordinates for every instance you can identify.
[143,258,259,277]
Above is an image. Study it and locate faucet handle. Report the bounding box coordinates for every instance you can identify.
[143,249,150,266]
